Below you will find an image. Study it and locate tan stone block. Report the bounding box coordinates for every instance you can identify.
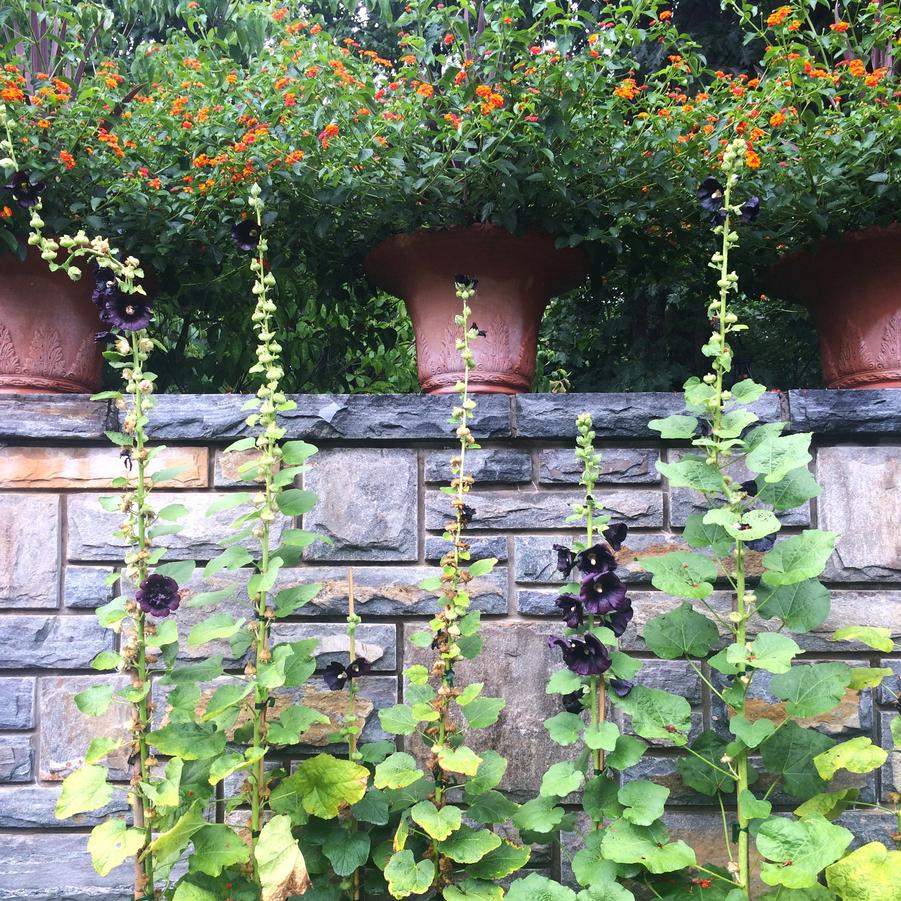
[214,448,264,486]
[0,446,208,489]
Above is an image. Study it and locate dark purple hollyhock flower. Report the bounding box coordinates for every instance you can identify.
[575,543,616,576]
[4,170,45,208]
[555,594,584,629]
[740,479,758,496]
[580,571,628,616]
[454,274,478,290]
[470,321,487,338]
[92,268,119,309]
[604,604,634,638]
[231,218,261,252]
[549,632,611,677]
[324,657,372,691]
[698,177,725,216]
[460,504,476,528]
[746,534,777,553]
[102,290,153,332]
[740,196,760,224]
[603,523,628,552]
[552,543,576,578]
[609,678,634,698]
[136,574,181,618]
[562,690,585,713]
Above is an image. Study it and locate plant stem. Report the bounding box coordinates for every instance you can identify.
[734,541,751,897]
[346,567,362,901]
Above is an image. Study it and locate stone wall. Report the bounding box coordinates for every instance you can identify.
[0,390,899,900]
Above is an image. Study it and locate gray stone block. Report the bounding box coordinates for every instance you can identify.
[425,448,532,484]
[0,786,127,828]
[515,392,780,439]
[0,834,132,900]
[539,447,660,485]
[0,396,113,441]
[0,735,32,783]
[426,488,663,531]
[818,446,901,582]
[0,678,34,730]
[877,660,901,707]
[304,448,418,562]
[0,494,60,608]
[172,564,507,618]
[145,394,513,441]
[39,676,130,781]
[63,566,116,609]
[425,535,507,563]
[789,389,901,436]
[0,616,112,670]
[880,713,900,803]
[836,810,900,850]
[67,492,286,561]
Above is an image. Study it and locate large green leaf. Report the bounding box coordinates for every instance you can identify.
[464,750,507,798]
[755,467,820,511]
[704,508,781,543]
[505,874,576,901]
[637,552,718,600]
[725,633,800,674]
[761,531,838,586]
[55,765,112,819]
[760,722,835,799]
[461,696,505,729]
[437,745,481,777]
[378,703,419,735]
[87,819,144,876]
[467,840,531,880]
[813,737,888,780]
[384,850,435,898]
[648,414,698,439]
[682,514,734,556]
[255,814,311,901]
[292,754,369,818]
[74,683,115,716]
[676,731,736,796]
[544,711,584,746]
[618,780,668,826]
[190,825,250,877]
[187,613,245,648]
[375,752,424,790]
[657,457,725,493]
[571,831,619,888]
[643,602,719,659]
[148,723,227,760]
[756,815,852,888]
[611,685,692,746]
[276,488,318,516]
[826,842,901,900]
[322,828,370,877]
[438,825,502,864]
[771,663,853,717]
[444,881,505,901]
[746,432,812,483]
[512,796,565,834]
[729,714,775,749]
[832,626,895,653]
[411,800,462,841]
[267,706,329,745]
[600,819,696,873]
[755,579,831,633]
[149,802,206,866]
[540,761,585,798]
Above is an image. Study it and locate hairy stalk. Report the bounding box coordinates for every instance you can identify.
[346,567,362,901]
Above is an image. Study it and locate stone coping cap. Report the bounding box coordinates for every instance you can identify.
[0,389,898,442]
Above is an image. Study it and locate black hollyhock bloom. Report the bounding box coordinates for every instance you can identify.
[470,321,487,338]
[604,604,634,638]
[698,177,725,215]
[740,479,758,496]
[324,657,372,691]
[609,678,634,698]
[575,543,616,576]
[740,196,761,224]
[102,290,153,332]
[555,594,584,629]
[562,690,585,713]
[746,534,777,553]
[460,504,476,528]
[4,170,45,208]
[454,274,478,289]
[552,543,576,578]
[580,570,628,616]
[549,632,611,677]
[232,218,261,252]
[136,574,181,618]
[603,523,628,552]
[92,268,119,309]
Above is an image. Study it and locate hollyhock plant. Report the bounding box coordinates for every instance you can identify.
[549,633,611,677]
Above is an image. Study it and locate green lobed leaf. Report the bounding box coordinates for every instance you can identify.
[832,626,895,653]
[611,685,692,746]
[540,761,585,798]
[756,815,852,889]
[506,874,576,901]
[825,842,901,900]
[606,735,647,771]
[771,662,853,717]
[187,613,245,648]
[704,508,781,542]
[438,825,502,864]
[813,737,889,780]
[149,723,227,761]
[618,780,668,826]
[411,800,462,841]
[466,790,519,825]
[761,531,838,587]
[85,737,123,765]
[378,703,418,735]
[267,706,329,745]
[383,850,435,898]
[584,721,620,752]
[795,788,859,820]
[729,714,775,749]
[437,745,482,776]
[761,722,835,800]
[755,579,831,633]
[512,795,565,834]
[374,752,422,791]
[725,633,800,674]
[643,602,719,659]
[676,731,736,796]
[656,457,726,493]
[55,765,112,820]
[276,488,318,516]
[544,711,584,746]
[190,824,250,877]
[730,379,767,404]
[74,683,115,716]
[292,754,369,819]
[462,696,505,729]
[467,840,531,880]
[648,414,698,439]
[600,819,696,874]
[637,552,718,600]
[746,431,813,484]
[322,829,370,877]
[443,881,504,901]
[755,467,820,511]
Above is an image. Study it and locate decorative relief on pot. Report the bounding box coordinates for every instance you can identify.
[822,312,901,389]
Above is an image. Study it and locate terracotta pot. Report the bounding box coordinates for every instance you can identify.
[365,225,587,394]
[0,250,103,394]
[770,225,901,389]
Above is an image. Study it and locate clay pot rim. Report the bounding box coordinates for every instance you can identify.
[365,223,588,299]
[769,221,901,307]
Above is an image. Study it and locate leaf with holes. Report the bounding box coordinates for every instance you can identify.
[637,552,718,600]
[643,602,719,659]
